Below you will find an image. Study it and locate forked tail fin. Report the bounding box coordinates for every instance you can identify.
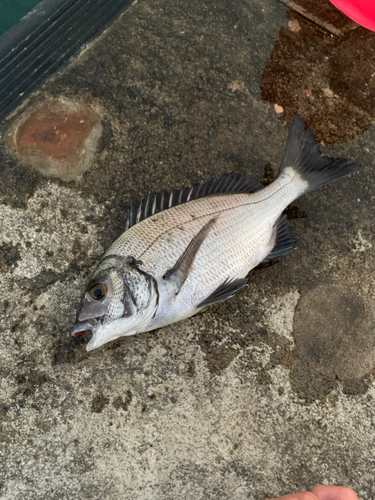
[280,115,360,193]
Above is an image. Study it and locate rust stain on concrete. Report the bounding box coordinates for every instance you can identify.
[13,99,102,180]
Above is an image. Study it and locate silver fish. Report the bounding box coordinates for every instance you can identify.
[72,115,359,351]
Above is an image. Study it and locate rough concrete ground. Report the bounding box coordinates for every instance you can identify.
[0,0,375,498]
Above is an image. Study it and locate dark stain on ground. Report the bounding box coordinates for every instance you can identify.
[329,30,375,113]
[293,284,375,380]
[0,242,21,272]
[199,343,238,375]
[112,390,132,411]
[187,360,195,377]
[342,378,372,396]
[290,284,375,402]
[53,336,89,365]
[12,370,50,408]
[91,392,110,413]
[17,269,62,296]
[284,204,307,220]
[0,403,11,424]
[14,261,92,299]
[198,324,239,374]
[261,12,375,144]
[289,361,337,403]
[262,163,276,186]
[0,143,51,210]
[196,274,375,403]
[196,291,294,376]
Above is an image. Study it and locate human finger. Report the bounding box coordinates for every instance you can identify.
[311,485,359,500]
[266,491,319,500]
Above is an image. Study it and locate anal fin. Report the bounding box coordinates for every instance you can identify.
[263,215,296,262]
[197,278,248,309]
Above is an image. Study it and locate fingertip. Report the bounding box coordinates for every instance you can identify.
[265,492,319,500]
[311,485,359,500]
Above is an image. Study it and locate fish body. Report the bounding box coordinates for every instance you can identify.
[109,169,304,329]
[72,116,359,351]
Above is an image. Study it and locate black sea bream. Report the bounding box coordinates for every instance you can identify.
[72,115,360,351]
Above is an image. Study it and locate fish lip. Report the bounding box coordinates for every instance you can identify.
[71,318,98,337]
[86,330,106,351]
[86,339,97,352]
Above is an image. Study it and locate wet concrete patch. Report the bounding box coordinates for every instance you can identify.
[0,242,21,273]
[198,263,375,403]
[196,288,296,376]
[293,284,375,380]
[11,99,102,180]
[198,329,238,375]
[0,146,42,209]
[13,370,50,402]
[290,284,375,401]
[112,391,132,411]
[52,336,89,365]
[261,13,375,143]
[91,392,110,413]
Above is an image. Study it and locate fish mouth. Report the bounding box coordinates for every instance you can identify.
[71,318,98,337]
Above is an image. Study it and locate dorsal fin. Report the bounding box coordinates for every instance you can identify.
[125,173,263,231]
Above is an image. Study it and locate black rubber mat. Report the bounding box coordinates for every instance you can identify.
[0,0,133,123]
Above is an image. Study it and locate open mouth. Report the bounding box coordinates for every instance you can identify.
[71,318,99,337]
[72,329,91,337]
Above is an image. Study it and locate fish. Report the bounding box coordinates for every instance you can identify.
[71,115,360,351]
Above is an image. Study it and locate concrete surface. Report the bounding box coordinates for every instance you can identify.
[0,0,374,498]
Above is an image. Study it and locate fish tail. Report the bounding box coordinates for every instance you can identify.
[279,114,360,193]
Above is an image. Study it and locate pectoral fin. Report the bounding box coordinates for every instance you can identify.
[164,218,216,293]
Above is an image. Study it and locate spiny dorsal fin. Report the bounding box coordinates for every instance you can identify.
[262,215,297,263]
[125,173,263,231]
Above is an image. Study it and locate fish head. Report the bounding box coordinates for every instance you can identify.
[71,256,158,351]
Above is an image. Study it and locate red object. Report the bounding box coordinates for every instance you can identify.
[329,0,375,31]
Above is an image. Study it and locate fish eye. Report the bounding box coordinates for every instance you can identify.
[89,284,107,301]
